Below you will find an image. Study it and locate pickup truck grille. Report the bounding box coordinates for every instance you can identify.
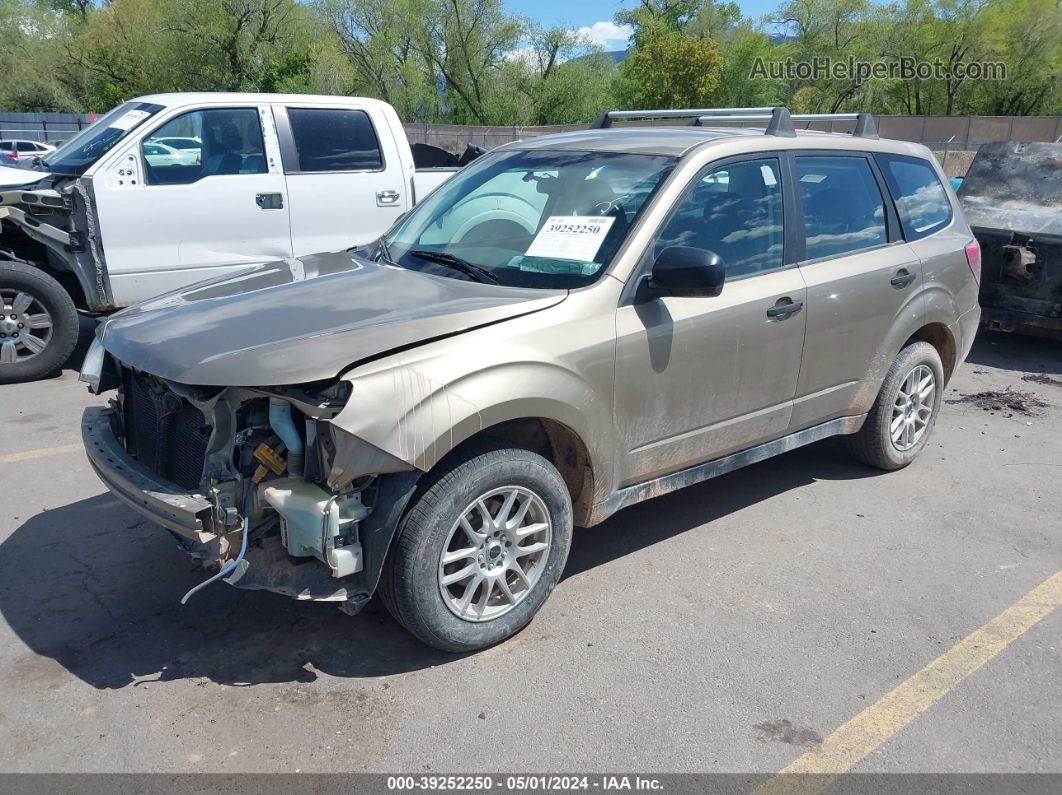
[122,371,211,490]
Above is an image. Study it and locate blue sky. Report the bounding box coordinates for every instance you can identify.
[506,0,780,51]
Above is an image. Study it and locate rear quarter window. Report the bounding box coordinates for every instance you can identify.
[876,154,953,241]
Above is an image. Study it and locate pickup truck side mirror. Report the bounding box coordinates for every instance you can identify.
[648,246,726,297]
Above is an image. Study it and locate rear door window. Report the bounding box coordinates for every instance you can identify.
[795,155,888,260]
[285,108,383,172]
[876,154,952,240]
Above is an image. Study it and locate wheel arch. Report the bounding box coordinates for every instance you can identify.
[904,322,957,385]
[434,416,597,527]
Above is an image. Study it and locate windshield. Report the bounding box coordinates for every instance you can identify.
[43,101,165,176]
[385,149,676,288]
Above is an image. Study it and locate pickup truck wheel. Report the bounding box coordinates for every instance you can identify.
[0,262,79,384]
[379,443,572,653]
[846,341,944,470]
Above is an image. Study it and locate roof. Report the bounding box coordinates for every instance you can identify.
[503,125,920,158]
[133,92,394,110]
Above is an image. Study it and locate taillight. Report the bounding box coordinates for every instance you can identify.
[965,238,982,285]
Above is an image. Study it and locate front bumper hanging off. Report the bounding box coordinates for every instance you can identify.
[82,406,219,540]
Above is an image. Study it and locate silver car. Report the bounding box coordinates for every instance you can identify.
[81,108,981,652]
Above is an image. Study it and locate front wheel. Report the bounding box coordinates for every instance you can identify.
[378,443,573,653]
[0,261,79,384]
[846,341,944,470]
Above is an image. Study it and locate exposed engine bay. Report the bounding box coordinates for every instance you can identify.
[82,356,421,615]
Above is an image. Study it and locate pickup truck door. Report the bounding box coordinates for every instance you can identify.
[272,103,410,256]
[91,104,293,307]
[613,155,807,487]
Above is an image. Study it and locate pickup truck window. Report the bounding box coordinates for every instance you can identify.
[286,108,383,172]
[143,108,266,185]
[386,149,675,289]
[44,101,164,176]
[655,158,785,279]
[796,155,888,260]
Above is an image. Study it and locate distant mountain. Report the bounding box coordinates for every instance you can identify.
[580,32,791,66]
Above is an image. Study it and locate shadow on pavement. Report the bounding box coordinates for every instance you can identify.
[966,329,1062,376]
[0,439,875,690]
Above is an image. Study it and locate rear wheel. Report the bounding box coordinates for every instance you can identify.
[0,261,79,384]
[379,443,572,653]
[846,341,944,470]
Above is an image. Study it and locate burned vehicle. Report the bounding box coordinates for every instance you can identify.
[959,142,1062,339]
[82,108,981,652]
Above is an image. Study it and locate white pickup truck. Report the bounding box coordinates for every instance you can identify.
[0,93,470,383]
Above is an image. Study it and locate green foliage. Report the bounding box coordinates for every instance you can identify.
[0,0,1059,121]
[616,23,723,108]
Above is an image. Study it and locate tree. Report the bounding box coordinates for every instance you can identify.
[494,26,616,125]
[615,22,723,108]
[0,0,80,110]
[414,0,523,124]
[616,0,708,40]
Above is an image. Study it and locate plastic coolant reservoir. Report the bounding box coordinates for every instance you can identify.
[261,478,367,578]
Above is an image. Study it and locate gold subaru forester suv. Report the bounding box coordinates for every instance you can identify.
[82,108,982,651]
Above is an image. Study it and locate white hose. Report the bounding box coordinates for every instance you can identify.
[180,482,256,605]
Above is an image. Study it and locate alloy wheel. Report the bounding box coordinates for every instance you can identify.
[891,364,935,451]
[438,486,552,622]
[0,288,52,364]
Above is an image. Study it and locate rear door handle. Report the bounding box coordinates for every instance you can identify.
[256,192,284,210]
[376,189,401,206]
[890,268,916,289]
[766,298,803,320]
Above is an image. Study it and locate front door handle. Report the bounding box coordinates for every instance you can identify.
[766,298,803,320]
[256,192,284,210]
[376,189,401,206]
[890,268,916,289]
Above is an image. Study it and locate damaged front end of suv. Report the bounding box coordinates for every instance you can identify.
[82,357,421,615]
[78,244,569,618]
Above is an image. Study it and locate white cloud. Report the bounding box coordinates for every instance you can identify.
[576,21,633,48]
[504,46,536,64]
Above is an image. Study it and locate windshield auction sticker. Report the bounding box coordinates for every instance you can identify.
[526,216,615,262]
[109,109,151,131]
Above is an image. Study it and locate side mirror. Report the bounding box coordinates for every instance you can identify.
[648,246,726,297]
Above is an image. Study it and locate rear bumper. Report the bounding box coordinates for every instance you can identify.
[82,406,219,540]
[953,304,981,366]
[979,306,1062,340]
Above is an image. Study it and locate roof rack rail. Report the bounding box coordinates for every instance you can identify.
[591,106,879,139]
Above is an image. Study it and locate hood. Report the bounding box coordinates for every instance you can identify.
[99,251,566,386]
[959,141,1062,238]
[0,166,49,189]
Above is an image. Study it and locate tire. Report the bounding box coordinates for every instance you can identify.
[0,261,79,384]
[379,442,573,653]
[846,341,944,471]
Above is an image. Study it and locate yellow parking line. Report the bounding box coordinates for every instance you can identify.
[0,443,83,464]
[753,570,1062,795]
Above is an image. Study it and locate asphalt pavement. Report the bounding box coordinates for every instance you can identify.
[0,328,1058,775]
